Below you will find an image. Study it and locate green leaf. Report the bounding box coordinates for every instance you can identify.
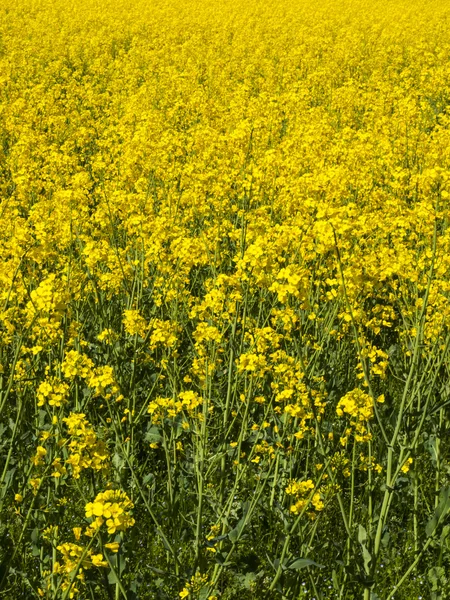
[428,566,446,591]
[108,569,119,585]
[143,473,154,485]
[362,545,372,572]
[228,525,240,543]
[357,524,372,571]
[426,486,450,537]
[31,528,39,544]
[144,426,162,444]
[112,453,124,469]
[441,525,450,542]
[358,525,367,544]
[0,562,7,583]
[174,418,184,439]
[228,502,250,543]
[38,411,47,427]
[332,569,339,590]
[426,435,438,465]
[242,571,259,589]
[426,515,438,538]
[287,558,324,570]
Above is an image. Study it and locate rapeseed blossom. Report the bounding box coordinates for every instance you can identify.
[85,489,135,535]
[1,0,450,597]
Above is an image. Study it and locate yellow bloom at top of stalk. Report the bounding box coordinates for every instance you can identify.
[336,389,373,421]
[123,309,147,337]
[85,489,135,535]
[62,413,109,478]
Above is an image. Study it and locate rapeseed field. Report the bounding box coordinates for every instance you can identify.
[1,0,450,598]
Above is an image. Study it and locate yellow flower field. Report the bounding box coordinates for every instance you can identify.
[1,0,450,598]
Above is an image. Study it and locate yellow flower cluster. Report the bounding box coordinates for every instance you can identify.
[123,309,147,338]
[44,493,128,598]
[88,366,120,399]
[55,542,107,573]
[336,388,380,444]
[285,479,324,517]
[54,543,108,599]
[2,0,450,596]
[25,275,69,352]
[251,440,277,463]
[149,319,179,350]
[61,350,119,398]
[148,391,202,423]
[401,458,413,474]
[237,352,268,374]
[85,489,135,535]
[179,571,213,598]
[359,453,383,474]
[37,377,69,407]
[336,389,373,422]
[193,323,222,345]
[61,351,94,380]
[63,413,109,478]
[97,328,118,345]
[31,445,47,467]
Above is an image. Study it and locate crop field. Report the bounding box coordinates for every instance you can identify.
[1,0,450,598]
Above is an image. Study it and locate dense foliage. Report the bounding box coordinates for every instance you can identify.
[1,0,450,598]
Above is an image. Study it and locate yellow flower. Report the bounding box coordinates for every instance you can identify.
[123,310,147,337]
[179,588,190,598]
[401,458,413,473]
[85,490,135,536]
[336,389,373,421]
[29,478,41,493]
[91,554,108,568]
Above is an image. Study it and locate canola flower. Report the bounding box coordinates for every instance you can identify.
[1,0,450,598]
[85,489,135,535]
[63,413,109,478]
[285,478,325,517]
